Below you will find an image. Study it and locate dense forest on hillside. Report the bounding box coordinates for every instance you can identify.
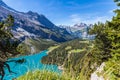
[41,39,94,77]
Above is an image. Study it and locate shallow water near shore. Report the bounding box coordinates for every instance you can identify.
[2,50,61,80]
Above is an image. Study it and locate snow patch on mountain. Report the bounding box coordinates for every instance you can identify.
[58,23,95,39]
[12,27,35,39]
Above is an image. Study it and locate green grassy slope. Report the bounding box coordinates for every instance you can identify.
[41,39,94,77]
[19,38,57,54]
[17,70,82,80]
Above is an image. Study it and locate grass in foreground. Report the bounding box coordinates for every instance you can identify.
[17,70,80,80]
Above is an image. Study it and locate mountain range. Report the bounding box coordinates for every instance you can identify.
[0,0,74,42]
[0,0,94,43]
[58,23,94,39]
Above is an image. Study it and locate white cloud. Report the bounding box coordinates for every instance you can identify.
[69,14,113,25]
[70,14,82,24]
[83,16,112,24]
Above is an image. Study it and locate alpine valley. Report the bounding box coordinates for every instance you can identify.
[0,0,93,53]
[0,0,119,80]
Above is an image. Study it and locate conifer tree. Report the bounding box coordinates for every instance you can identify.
[0,15,22,80]
[0,15,21,59]
[88,0,120,79]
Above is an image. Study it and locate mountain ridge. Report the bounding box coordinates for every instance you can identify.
[0,0,73,42]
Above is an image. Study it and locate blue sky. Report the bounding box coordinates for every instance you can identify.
[3,0,117,25]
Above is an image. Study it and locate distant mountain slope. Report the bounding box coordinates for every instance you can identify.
[58,23,95,39]
[0,0,73,42]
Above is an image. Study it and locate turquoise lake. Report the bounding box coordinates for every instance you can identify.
[3,50,61,80]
